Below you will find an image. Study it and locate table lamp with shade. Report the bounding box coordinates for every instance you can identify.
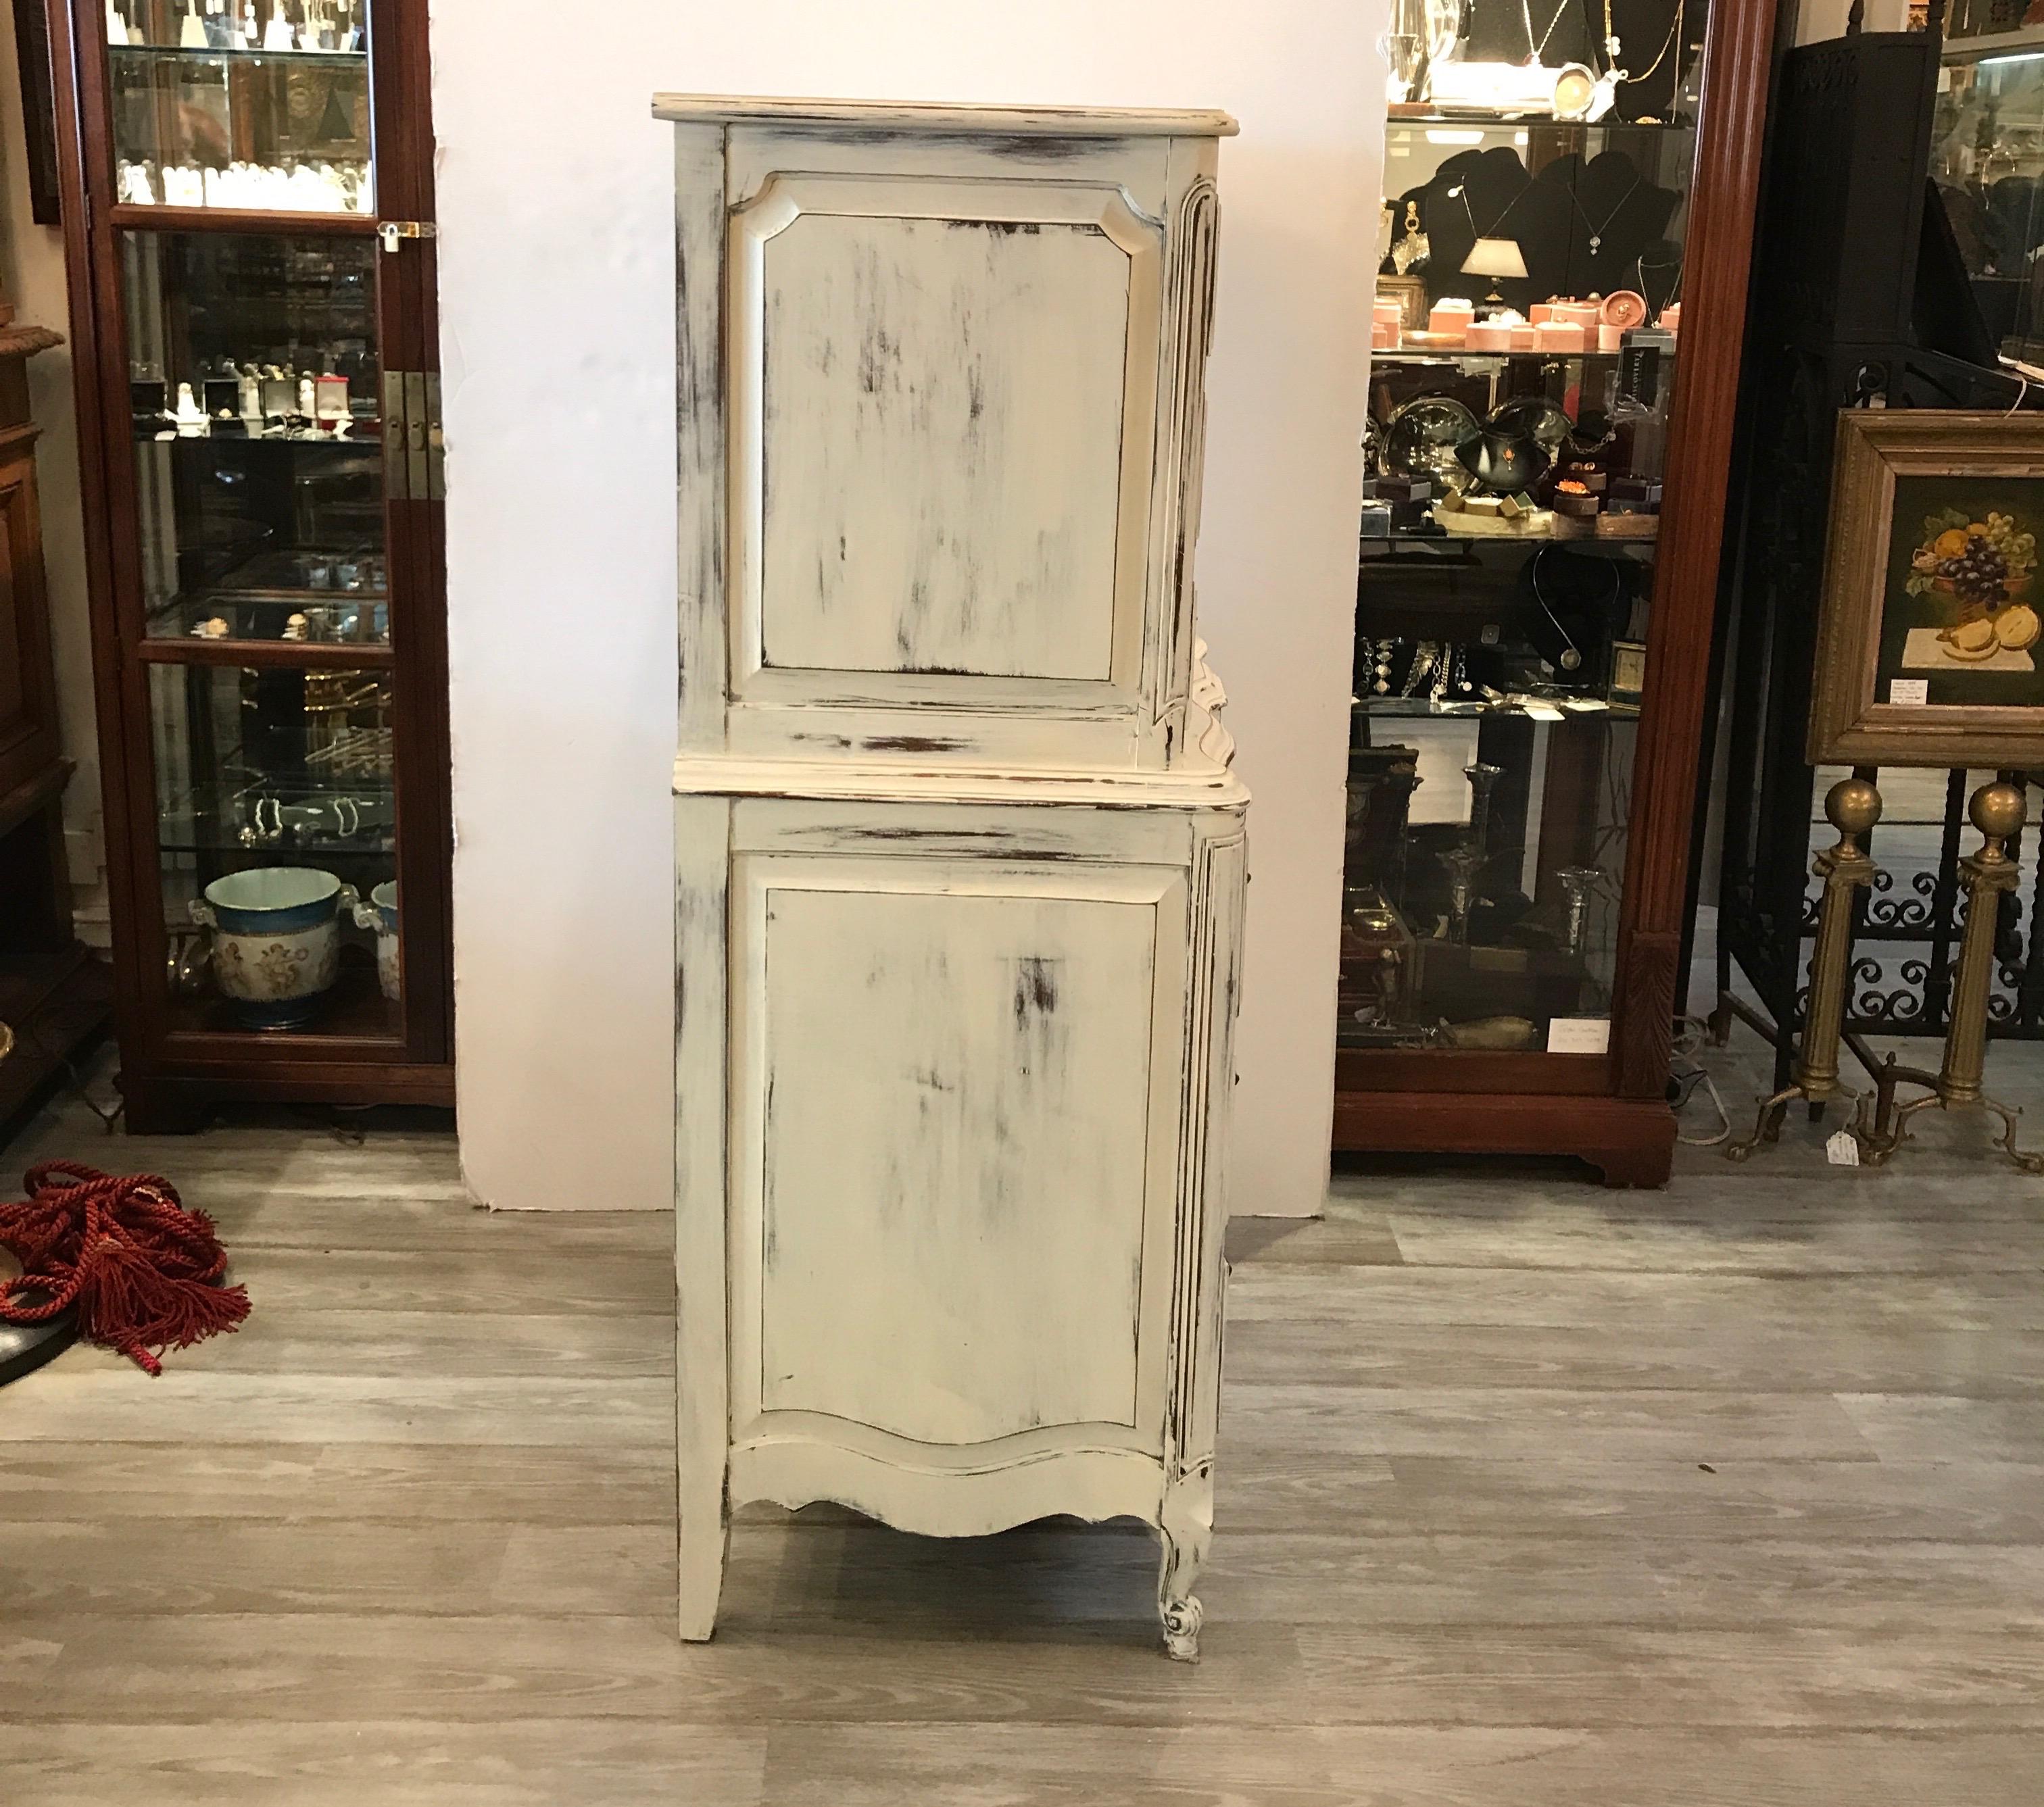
[1461,236,1527,316]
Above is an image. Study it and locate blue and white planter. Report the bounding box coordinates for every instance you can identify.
[352,880,399,1002]
[191,867,356,1029]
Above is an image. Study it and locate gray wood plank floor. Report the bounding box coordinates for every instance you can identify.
[2,1032,2042,1805]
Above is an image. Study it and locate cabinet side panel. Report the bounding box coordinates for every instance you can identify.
[675,791,731,1635]
[735,857,1170,1447]
[1172,822,1246,1477]
[675,124,728,753]
[1148,137,1221,752]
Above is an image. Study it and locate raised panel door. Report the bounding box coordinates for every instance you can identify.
[726,846,1188,1456]
[729,172,1163,716]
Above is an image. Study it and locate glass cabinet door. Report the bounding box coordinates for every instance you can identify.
[1347,14,1706,1064]
[126,230,387,645]
[103,2,371,213]
[1931,31,2044,364]
[89,0,434,1053]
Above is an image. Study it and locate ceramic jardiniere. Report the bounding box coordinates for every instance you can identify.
[191,866,355,1028]
[351,879,399,1002]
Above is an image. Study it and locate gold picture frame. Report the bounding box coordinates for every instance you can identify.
[1375,274,1428,333]
[1808,410,2044,768]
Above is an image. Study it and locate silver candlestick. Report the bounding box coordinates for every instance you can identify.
[1463,762,1505,860]
[1558,864,1601,956]
[1441,842,1486,946]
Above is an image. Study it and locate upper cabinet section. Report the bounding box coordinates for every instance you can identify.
[660,97,1236,772]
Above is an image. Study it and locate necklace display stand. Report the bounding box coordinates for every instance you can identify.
[1534,149,1681,296]
[658,94,1249,1661]
[1410,147,1574,306]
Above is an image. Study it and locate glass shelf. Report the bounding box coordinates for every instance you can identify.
[146,588,389,649]
[1361,524,1660,555]
[108,43,366,65]
[1386,113,1697,133]
[1371,344,1676,374]
[134,422,376,443]
[116,161,370,212]
[160,776,396,858]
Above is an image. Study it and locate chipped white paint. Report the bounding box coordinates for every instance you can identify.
[670,97,1246,1661]
[733,857,1180,1445]
[737,178,1154,685]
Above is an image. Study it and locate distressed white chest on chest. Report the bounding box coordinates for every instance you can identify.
[661,93,1248,1659]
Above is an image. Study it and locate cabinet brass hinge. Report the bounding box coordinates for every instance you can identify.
[381,369,445,502]
[377,220,439,253]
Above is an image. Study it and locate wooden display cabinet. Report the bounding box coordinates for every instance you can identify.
[1338,0,1777,1184]
[47,0,449,1128]
[0,321,110,1130]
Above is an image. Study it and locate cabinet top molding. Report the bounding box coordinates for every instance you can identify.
[651,93,1238,137]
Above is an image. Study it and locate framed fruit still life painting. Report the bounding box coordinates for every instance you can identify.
[1809,411,2044,768]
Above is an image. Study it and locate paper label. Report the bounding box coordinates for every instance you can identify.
[1825,1129,1862,1167]
[1889,678,1929,707]
[1547,1018,1612,1054]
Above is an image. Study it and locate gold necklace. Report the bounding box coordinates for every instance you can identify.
[1623,0,1683,89]
[1520,0,1571,62]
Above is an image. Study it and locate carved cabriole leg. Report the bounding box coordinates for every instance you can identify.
[1158,1464,1213,1661]
[677,1468,729,1642]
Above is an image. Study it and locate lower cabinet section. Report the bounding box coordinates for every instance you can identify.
[675,780,1246,1658]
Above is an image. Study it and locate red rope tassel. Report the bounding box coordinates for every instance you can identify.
[0,1162,250,1375]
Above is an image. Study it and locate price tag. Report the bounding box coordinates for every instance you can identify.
[1547,1018,1611,1055]
[1825,1129,1862,1168]
[1889,678,1929,707]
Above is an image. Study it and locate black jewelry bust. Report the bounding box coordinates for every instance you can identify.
[1534,149,1681,299]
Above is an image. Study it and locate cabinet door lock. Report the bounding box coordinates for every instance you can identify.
[378,220,439,253]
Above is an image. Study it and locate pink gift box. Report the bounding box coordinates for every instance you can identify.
[1428,299,1476,340]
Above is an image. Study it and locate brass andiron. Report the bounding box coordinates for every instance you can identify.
[1726,776,1880,1161]
[1855,780,2044,1173]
